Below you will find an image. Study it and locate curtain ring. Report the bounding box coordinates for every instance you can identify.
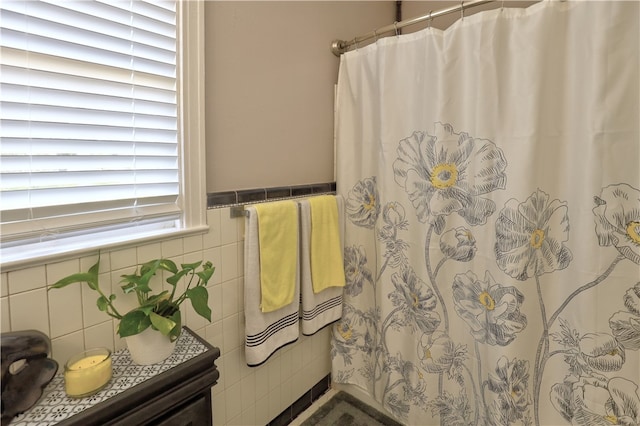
[428,10,433,29]
[501,0,505,11]
[393,21,399,36]
[461,1,465,20]
[373,29,378,42]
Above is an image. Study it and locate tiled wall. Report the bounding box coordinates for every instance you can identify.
[0,203,333,425]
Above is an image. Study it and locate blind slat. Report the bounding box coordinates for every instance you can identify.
[1,49,176,91]
[0,0,181,246]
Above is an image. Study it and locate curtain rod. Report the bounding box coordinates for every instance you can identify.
[331,0,496,56]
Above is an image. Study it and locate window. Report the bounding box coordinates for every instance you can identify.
[0,0,207,268]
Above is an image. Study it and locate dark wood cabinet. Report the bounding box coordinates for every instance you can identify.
[72,328,220,426]
[11,327,220,426]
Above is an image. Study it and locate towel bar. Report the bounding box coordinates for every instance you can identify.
[230,206,249,218]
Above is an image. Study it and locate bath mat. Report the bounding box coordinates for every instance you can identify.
[300,391,403,426]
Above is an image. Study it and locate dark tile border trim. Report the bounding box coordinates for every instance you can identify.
[207,182,336,209]
[267,374,331,426]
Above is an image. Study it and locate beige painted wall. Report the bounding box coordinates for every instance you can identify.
[205,1,395,192]
[204,1,537,193]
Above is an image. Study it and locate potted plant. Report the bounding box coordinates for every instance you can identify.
[50,257,214,364]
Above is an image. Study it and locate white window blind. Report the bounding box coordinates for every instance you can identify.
[0,0,185,256]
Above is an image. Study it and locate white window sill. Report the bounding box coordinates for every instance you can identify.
[0,225,210,272]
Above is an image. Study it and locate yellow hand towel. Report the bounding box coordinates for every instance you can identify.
[254,200,298,312]
[309,195,346,293]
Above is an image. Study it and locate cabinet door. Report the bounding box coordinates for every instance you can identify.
[150,395,211,426]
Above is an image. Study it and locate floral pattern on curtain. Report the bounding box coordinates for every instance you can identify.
[331,2,639,426]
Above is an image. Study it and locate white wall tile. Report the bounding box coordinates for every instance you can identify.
[267,354,281,391]
[205,321,224,355]
[221,279,239,318]
[220,208,237,246]
[46,259,80,286]
[239,404,255,426]
[236,277,244,314]
[290,343,303,374]
[291,370,306,401]
[240,372,256,411]
[136,242,162,263]
[161,238,184,258]
[80,253,110,274]
[82,272,112,328]
[225,381,242,421]
[8,265,46,294]
[281,377,293,412]
[236,241,243,277]
[268,384,282,420]
[180,248,198,262]
[311,326,331,358]
[1,273,8,297]
[254,364,269,400]
[109,247,138,270]
[223,347,243,387]
[239,357,253,379]
[204,247,222,286]
[254,394,270,426]
[9,288,49,334]
[184,302,208,331]
[302,336,314,366]
[204,208,222,249]
[48,280,83,338]
[226,414,243,426]
[212,391,226,426]
[84,320,115,353]
[280,349,293,382]
[222,313,241,352]
[1,297,10,333]
[209,284,223,323]
[51,330,84,366]
[183,234,203,254]
[220,243,238,282]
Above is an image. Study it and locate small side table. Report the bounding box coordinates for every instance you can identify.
[11,327,220,426]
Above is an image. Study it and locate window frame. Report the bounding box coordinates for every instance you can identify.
[0,0,208,271]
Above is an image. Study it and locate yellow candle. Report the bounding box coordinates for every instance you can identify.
[64,348,112,398]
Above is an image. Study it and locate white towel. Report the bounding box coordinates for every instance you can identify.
[244,205,299,366]
[299,195,345,335]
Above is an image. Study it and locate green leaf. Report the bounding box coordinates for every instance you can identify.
[149,312,176,336]
[166,269,188,286]
[96,296,109,312]
[145,291,169,306]
[120,261,162,295]
[168,310,182,342]
[197,266,215,285]
[119,280,138,294]
[139,259,161,276]
[138,305,155,315]
[118,310,152,337]
[86,259,101,290]
[186,286,211,322]
[50,272,97,290]
[157,259,178,274]
[181,261,202,271]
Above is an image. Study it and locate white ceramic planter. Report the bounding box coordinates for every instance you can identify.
[124,327,177,365]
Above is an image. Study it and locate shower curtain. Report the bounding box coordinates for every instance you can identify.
[332,2,639,425]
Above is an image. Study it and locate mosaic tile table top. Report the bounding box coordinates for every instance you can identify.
[10,328,209,426]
